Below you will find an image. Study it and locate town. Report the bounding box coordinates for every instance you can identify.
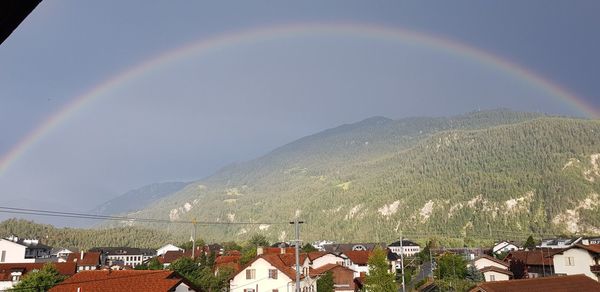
[1,233,599,291]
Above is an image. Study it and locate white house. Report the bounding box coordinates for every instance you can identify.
[0,236,52,263]
[340,251,370,279]
[302,252,346,271]
[157,244,183,256]
[230,254,315,292]
[552,244,600,281]
[472,255,512,282]
[89,247,155,268]
[388,240,420,257]
[492,241,520,255]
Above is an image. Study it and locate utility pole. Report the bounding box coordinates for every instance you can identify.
[429,245,434,279]
[191,218,197,259]
[400,234,405,292]
[290,218,304,292]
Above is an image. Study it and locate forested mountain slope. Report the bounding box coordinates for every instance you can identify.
[116,110,600,243]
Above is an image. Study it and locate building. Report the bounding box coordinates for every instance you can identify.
[229,254,315,292]
[51,248,76,262]
[49,270,200,292]
[0,236,52,263]
[89,247,155,268]
[388,240,420,257]
[472,255,512,282]
[156,244,183,257]
[469,274,600,292]
[539,237,582,249]
[552,244,600,281]
[66,251,102,271]
[0,262,76,290]
[492,241,520,255]
[504,248,559,278]
[322,243,385,254]
[341,250,371,279]
[310,264,355,292]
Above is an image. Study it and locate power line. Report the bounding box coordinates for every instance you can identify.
[0,206,288,226]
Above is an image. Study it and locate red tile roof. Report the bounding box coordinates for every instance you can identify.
[575,244,600,254]
[215,255,241,273]
[505,249,558,266]
[309,263,354,277]
[49,270,200,292]
[469,274,600,292]
[343,251,372,265]
[307,251,328,261]
[0,262,76,281]
[66,252,102,267]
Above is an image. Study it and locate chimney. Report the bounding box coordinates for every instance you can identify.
[280,247,285,254]
[81,251,85,260]
[257,247,263,255]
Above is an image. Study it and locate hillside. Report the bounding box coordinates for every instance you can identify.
[90,182,188,216]
[113,110,600,243]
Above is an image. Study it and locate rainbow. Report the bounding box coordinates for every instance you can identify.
[1,22,598,177]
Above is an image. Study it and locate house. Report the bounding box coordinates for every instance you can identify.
[539,237,582,249]
[469,274,600,292]
[504,248,560,278]
[340,250,371,278]
[552,244,600,281]
[49,270,201,292]
[51,248,76,262]
[89,247,155,268]
[303,252,345,270]
[0,262,76,290]
[155,246,211,268]
[582,237,600,245]
[66,251,102,271]
[322,243,385,254]
[492,241,519,255]
[310,264,355,292]
[388,240,420,257]
[0,236,52,263]
[229,254,315,292]
[156,244,183,257]
[472,255,512,282]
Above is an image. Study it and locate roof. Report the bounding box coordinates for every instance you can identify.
[0,262,76,281]
[322,243,386,253]
[66,252,102,266]
[574,244,600,254]
[479,266,514,276]
[233,254,302,281]
[1,237,52,250]
[474,255,509,268]
[307,251,328,261]
[504,249,559,266]
[469,274,600,292]
[215,255,241,273]
[388,240,420,247]
[89,247,155,256]
[343,250,372,265]
[49,270,200,292]
[309,263,354,277]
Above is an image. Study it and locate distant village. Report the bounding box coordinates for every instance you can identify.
[1,234,600,291]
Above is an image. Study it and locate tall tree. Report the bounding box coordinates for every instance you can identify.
[435,253,467,280]
[364,248,396,292]
[523,235,536,250]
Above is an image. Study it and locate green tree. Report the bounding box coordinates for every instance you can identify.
[148,257,163,270]
[435,253,467,280]
[524,235,536,250]
[302,243,318,253]
[169,257,200,284]
[364,248,396,292]
[240,247,257,266]
[11,263,67,291]
[465,265,483,282]
[316,271,334,292]
[222,241,242,251]
[248,234,269,247]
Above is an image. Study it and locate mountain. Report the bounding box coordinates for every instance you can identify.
[90,182,188,216]
[113,110,600,244]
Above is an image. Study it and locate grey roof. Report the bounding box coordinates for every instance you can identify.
[389,240,420,247]
[322,243,386,253]
[88,247,155,256]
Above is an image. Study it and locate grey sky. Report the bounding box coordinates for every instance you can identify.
[0,1,599,222]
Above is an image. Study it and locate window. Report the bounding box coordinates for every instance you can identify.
[246,269,256,279]
[1,250,5,262]
[490,274,495,281]
[566,257,575,266]
[269,269,278,279]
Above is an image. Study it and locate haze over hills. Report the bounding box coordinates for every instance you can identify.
[101,110,600,243]
[90,182,188,216]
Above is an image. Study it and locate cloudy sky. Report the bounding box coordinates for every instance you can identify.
[0,1,599,223]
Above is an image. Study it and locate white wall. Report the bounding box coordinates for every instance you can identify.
[157,244,183,256]
[0,239,33,263]
[553,248,598,281]
[0,280,15,291]
[483,271,510,282]
[311,254,345,269]
[231,258,315,292]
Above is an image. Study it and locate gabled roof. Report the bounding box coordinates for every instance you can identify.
[0,262,76,281]
[504,249,559,266]
[49,270,201,292]
[469,274,600,292]
[342,251,372,265]
[309,263,354,277]
[474,255,509,268]
[479,266,514,276]
[66,252,102,267]
[551,244,600,255]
